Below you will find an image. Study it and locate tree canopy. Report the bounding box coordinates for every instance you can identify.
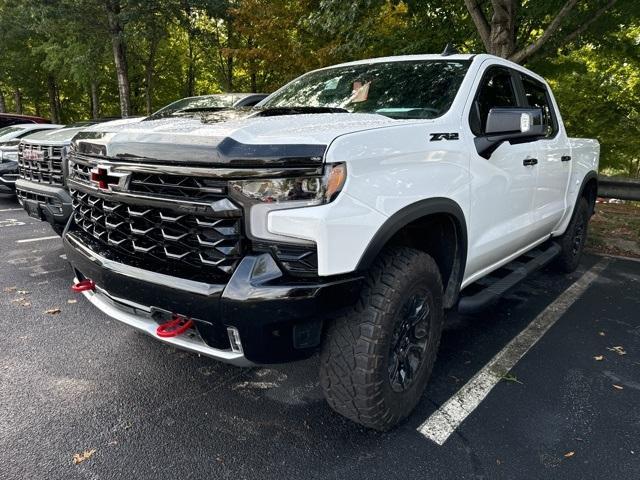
[0,0,637,175]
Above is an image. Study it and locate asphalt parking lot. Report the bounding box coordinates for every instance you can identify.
[0,189,638,480]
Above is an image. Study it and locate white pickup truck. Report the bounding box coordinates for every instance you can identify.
[63,53,599,430]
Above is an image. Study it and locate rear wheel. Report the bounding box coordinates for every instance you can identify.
[555,197,590,273]
[320,246,444,431]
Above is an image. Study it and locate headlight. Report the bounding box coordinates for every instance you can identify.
[230,163,347,244]
[3,151,18,162]
[230,163,346,206]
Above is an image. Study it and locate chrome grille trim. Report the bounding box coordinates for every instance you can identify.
[69,152,323,179]
[18,142,65,186]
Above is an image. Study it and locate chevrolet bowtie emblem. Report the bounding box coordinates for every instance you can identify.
[90,166,128,190]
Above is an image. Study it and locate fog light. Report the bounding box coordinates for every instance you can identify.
[227,327,243,353]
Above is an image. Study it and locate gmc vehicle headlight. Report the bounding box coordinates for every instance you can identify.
[230,163,346,244]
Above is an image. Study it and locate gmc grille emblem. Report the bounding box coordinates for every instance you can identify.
[90,166,128,190]
[22,148,44,161]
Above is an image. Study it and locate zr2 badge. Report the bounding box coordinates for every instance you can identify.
[430,132,459,141]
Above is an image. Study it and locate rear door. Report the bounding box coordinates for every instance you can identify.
[465,65,541,278]
[518,73,571,236]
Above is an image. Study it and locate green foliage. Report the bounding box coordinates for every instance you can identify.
[0,0,637,176]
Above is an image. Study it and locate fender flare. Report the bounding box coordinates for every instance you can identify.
[355,198,468,307]
[578,170,598,209]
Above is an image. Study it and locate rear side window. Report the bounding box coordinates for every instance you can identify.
[520,75,557,138]
[470,67,518,135]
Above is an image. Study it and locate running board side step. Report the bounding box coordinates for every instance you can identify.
[458,242,561,314]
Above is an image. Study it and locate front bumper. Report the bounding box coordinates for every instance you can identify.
[15,178,72,228]
[64,231,362,365]
[0,161,18,189]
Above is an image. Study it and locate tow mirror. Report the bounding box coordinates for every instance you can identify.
[475,107,545,159]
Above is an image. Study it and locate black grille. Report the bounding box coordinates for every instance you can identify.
[17,189,61,205]
[129,173,228,200]
[70,189,244,280]
[69,161,91,183]
[18,142,64,186]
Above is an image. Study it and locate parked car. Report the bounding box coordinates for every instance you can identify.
[15,118,142,234]
[62,54,599,431]
[0,124,64,191]
[147,93,268,120]
[0,113,50,128]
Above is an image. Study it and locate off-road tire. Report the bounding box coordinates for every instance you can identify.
[554,197,590,273]
[320,246,444,431]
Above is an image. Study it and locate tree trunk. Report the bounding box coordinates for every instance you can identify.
[186,31,195,97]
[14,89,22,114]
[106,1,132,117]
[225,19,234,91]
[488,0,517,58]
[47,75,61,124]
[0,90,5,113]
[145,38,159,114]
[465,0,603,64]
[90,81,100,119]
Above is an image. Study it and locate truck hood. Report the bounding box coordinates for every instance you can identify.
[73,113,399,167]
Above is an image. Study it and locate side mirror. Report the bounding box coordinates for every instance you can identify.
[475,107,545,159]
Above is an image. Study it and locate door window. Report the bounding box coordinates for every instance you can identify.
[470,67,518,135]
[520,75,558,137]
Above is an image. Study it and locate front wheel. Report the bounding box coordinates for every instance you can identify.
[319,246,444,431]
[554,198,590,273]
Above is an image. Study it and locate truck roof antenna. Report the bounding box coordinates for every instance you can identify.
[441,43,458,56]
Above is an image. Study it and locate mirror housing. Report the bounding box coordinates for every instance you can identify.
[475,107,545,159]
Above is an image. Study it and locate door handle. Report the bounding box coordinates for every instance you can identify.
[523,158,538,166]
[561,155,571,162]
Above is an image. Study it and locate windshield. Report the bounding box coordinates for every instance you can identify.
[262,60,470,119]
[148,94,246,120]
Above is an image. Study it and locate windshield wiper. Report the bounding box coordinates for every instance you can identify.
[253,106,349,117]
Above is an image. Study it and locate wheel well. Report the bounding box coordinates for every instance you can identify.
[582,177,598,215]
[387,213,465,309]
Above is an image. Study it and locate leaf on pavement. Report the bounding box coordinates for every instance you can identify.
[593,355,604,361]
[613,384,624,390]
[11,297,31,307]
[45,308,62,315]
[564,451,575,458]
[607,346,627,356]
[3,286,17,293]
[500,373,523,384]
[72,449,96,465]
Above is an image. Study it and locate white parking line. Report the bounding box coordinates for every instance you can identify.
[0,208,23,212]
[16,235,59,244]
[417,258,610,445]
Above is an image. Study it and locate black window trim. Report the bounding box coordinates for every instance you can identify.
[468,65,521,137]
[516,72,560,140]
[468,63,559,142]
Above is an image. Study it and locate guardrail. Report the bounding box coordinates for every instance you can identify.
[598,175,640,201]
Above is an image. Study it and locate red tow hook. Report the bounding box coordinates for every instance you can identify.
[156,316,193,338]
[72,279,96,293]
